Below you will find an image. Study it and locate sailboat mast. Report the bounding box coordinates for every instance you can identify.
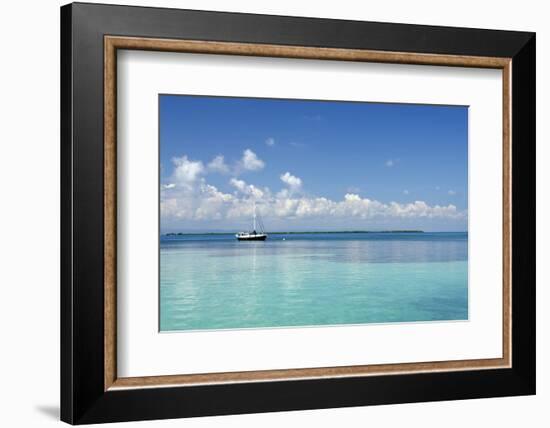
[253,202,256,231]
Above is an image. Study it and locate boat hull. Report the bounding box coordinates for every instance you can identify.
[236,234,267,241]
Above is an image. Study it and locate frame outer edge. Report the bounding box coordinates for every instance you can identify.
[60,3,75,424]
[70,3,112,423]
[63,3,536,423]
[72,2,533,58]
[510,33,536,392]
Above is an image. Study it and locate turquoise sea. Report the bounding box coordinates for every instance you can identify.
[160,232,468,331]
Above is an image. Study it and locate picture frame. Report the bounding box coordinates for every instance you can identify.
[61,2,535,424]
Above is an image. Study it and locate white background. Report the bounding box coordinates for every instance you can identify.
[0,0,546,427]
[118,51,503,377]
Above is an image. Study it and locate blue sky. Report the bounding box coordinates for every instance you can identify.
[160,95,468,232]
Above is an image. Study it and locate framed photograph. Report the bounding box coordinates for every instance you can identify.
[61,2,535,424]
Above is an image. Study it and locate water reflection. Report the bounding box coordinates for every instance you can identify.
[159,232,468,331]
[161,233,467,264]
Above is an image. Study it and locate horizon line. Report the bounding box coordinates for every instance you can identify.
[163,230,469,236]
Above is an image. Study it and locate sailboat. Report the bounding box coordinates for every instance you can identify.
[236,203,268,241]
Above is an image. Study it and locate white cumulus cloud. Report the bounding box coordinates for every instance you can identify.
[171,156,205,187]
[229,178,265,199]
[240,149,265,171]
[207,155,230,174]
[265,137,275,147]
[280,172,302,191]
[160,153,467,230]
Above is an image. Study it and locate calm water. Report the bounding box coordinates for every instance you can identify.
[160,232,468,331]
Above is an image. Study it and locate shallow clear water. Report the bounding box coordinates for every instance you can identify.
[160,232,468,331]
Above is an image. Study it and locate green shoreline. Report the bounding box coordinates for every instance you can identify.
[164,230,425,236]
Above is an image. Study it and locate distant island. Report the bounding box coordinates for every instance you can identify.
[164,230,425,236]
